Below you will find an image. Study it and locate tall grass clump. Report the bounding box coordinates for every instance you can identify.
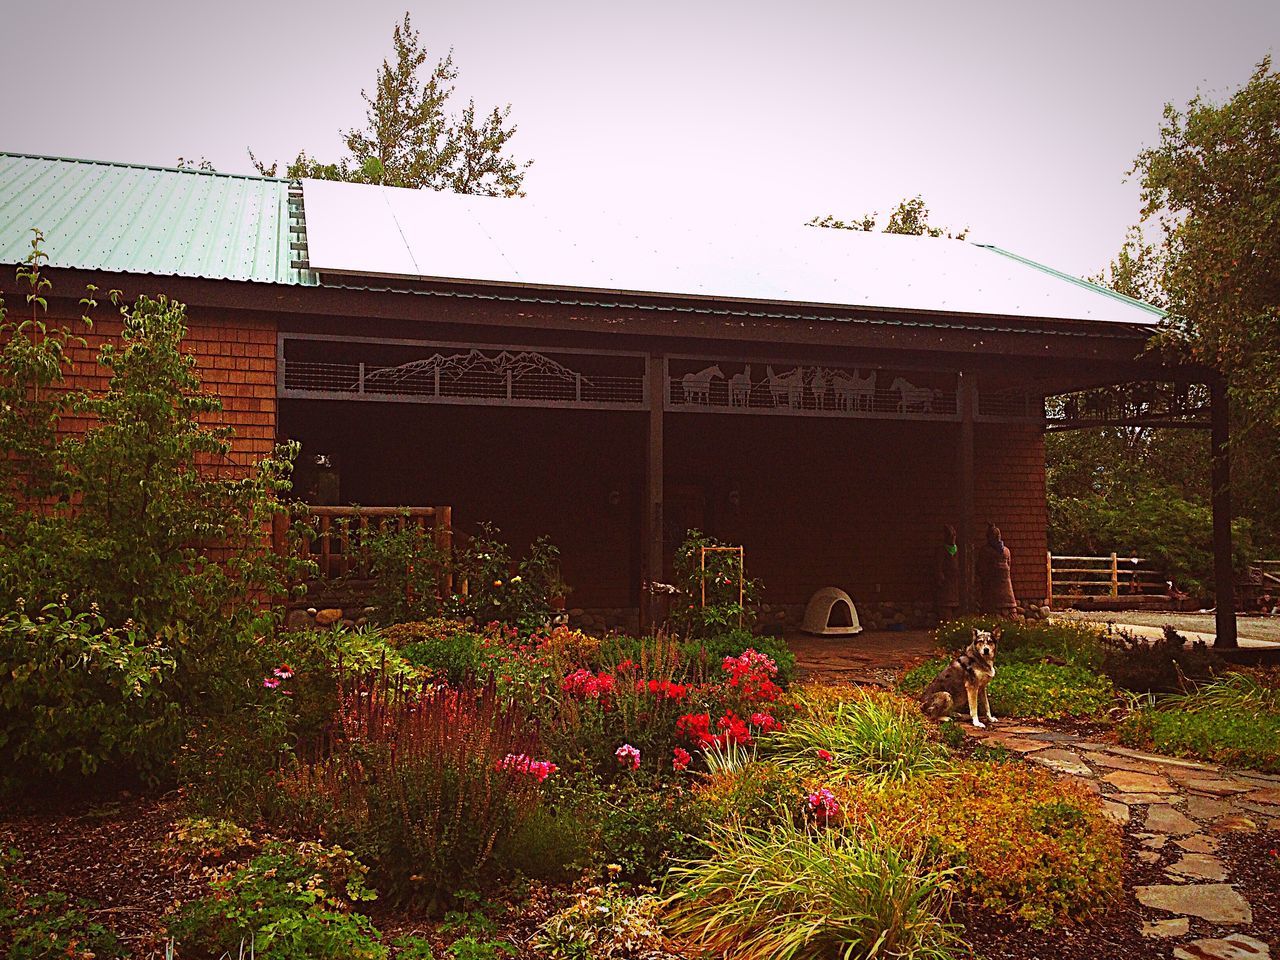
[772,689,949,785]
[665,819,957,960]
[283,679,547,912]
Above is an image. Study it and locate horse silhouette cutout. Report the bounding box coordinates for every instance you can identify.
[728,366,753,407]
[831,369,876,411]
[681,365,724,403]
[766,365,805,408]
[891,377,939,413]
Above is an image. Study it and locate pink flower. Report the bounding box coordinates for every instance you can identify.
[262,676,281,689]
[273,664,294,679]
[615,743,641,770]
[498,753,558,782]
[672,747,692,771]
[749,712,780,732]
[807,787,839,819]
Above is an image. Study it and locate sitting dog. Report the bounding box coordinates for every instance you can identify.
[920,627,999,728]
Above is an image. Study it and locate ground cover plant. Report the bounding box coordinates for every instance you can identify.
[1118,671,1280,772]
[899,656,1115,720]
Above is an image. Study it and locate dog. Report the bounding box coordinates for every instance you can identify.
[920,627,999,728]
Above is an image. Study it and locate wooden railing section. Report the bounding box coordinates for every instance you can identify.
[1047,552,1168,602]
[273,505,452,587]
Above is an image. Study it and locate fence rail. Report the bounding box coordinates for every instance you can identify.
[1047,552,1168,602]
[273,505,452,589]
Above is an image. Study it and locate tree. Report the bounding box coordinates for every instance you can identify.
[807,195,968,239]
[251,13,530,197]
[1135,56,1280,425]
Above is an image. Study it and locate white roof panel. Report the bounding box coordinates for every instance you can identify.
[301,178,1162,326]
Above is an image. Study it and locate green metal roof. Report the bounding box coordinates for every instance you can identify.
[0,153,315,286]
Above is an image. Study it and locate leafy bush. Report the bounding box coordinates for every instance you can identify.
[840,762,1123,927]
[0,850,123,960]
[0,601,181,793]
[284,681,546,912]
[396,619,493,684]
[168,841,385,959]
[534,883,677,960]
[691,761,804,827]
[165,816,255,864]
[595,774,704,884]
[899,658,1114,720]
[665,819,957,960]
[680,627,796,685]
[1098,625,1222,693]
[771,689,949,785]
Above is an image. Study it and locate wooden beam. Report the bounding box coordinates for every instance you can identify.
[958,371,977,613]
[1210,378,1237,648]
[642,354,666,630]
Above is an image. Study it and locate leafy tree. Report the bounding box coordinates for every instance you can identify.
[251,13,530,197]
[1135,56,1280,425]
[808,195,968,238]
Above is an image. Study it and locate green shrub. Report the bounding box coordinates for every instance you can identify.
[534,883,676,959]
[596,774,704,884]
[934,617,1107,669]
[771,690,950,785]
[0,601,181,794]
[1099,626,1222,693]
[691,761,804,828]
[840,762,1123,927]
[670,530,761,640]
[492,800,596,883]
[899,658,1114,720]
[680,628,796,685]
[665,819,957,960]
[169,841,385,959]
[0,850,124,960]
[397,620,493,684]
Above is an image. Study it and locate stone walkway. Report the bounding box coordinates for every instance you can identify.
[967,723,1279,959]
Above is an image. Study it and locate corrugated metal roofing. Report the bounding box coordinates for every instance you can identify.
[301,177,1165,326]
[0,153,315,286]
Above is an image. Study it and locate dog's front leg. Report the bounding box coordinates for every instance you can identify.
[981,686,997,723]
[967,686,985,728]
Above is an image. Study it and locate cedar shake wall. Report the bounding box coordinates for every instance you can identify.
[52,307,277,473]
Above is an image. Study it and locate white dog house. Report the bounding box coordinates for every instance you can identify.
[801,587,863,636]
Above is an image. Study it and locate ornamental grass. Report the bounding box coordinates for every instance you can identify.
[665,818,958,960]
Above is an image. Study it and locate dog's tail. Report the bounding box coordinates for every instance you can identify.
[921,691,953,721]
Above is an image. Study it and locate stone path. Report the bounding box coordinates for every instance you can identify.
[966,723,1279,958]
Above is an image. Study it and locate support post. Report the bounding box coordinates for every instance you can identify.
[957,372,977,613]
[641,354,665,631]
[1210,378,1237,648]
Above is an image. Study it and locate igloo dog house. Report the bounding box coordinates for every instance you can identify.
[801,587,862,636]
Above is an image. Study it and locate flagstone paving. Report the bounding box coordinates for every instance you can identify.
[964,722,1279,955]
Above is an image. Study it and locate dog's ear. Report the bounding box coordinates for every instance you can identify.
[991,626,1002,643]
[971,626,980,642]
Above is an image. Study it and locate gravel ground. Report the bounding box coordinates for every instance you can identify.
[1057,609,1280,642]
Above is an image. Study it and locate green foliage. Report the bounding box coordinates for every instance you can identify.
[1119,673,1280,772]
[0,849,124,960]
[491,798,595,883]
[934,616,1106,668]
[1098,625,1222,694]
[680,627,796,685]
[165,816,255,863]
[899,657,1114,720]
[690,761,804,827]
[252,13,530,197]
[808,195,968,239]
[1136,56,1280,428]
[534,883,675,960]
[169,841,385,959]
[595,774,703,884]
[0,601,180,793]
[670,530,759,640]
[772,689,950,785]
[394,620,491,684]
[359,518,451,624]
[665,819,958,960]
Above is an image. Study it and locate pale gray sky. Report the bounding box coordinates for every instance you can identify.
[2,0,1275,278]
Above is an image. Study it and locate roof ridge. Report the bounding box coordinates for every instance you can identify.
[972,242,1167,319]
[0,151,290,184]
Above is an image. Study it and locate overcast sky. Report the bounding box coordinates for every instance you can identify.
[2,0,1275,279]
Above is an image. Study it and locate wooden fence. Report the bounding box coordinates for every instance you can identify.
[1047,552,1168,603]
[273,505,453,590]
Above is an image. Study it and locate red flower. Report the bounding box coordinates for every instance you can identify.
[672,747,692,771]
[750,712,780,733]
[817,748,833,762]
[676,712,715,746]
